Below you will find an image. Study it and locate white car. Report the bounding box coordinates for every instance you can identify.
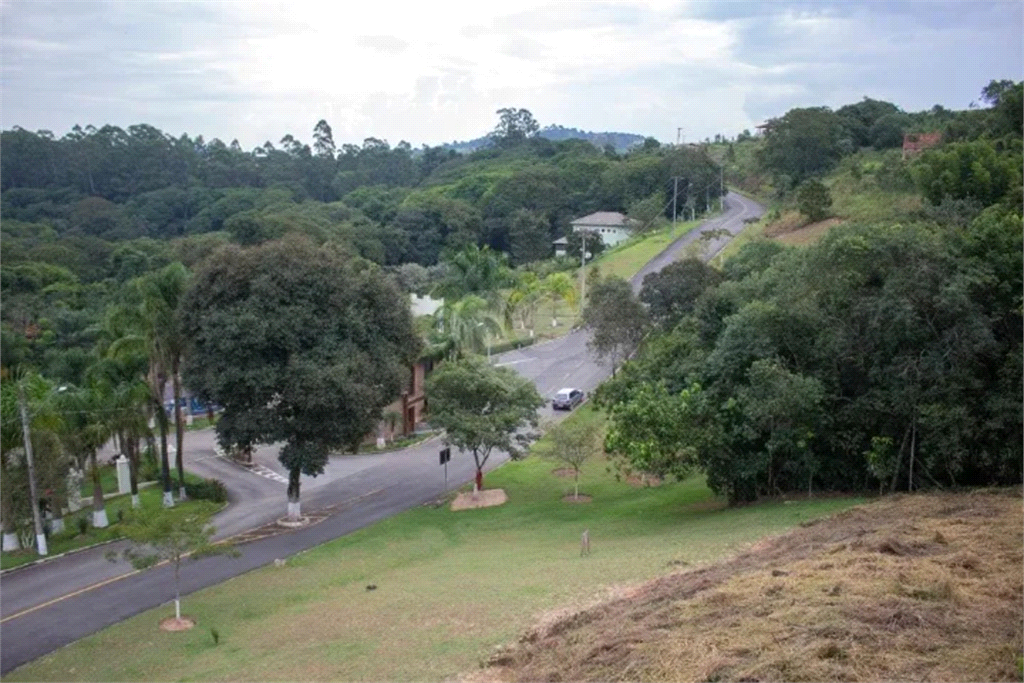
[552,387,584,410]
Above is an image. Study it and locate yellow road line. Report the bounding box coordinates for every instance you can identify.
[1,566,146,624]
[0,487,389,624]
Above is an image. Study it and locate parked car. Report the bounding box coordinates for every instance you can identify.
[552,387,585,410]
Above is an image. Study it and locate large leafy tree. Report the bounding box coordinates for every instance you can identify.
[425,356,544,491]
[583,276,649,375]
[757,107,845,186]
[181,236,420,520]
[640,258,723,330]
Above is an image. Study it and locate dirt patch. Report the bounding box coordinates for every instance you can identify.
[159,616,195,632]
[626,474,662,488]
[476,489,1023,682]
[561,494,592,503]
[450,489,508,511]
[551,468,575,478]
[773,217,845,246]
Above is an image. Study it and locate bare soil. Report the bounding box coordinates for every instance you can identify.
[478,489,1023,682]
[561,494,592,503]
[158,616,195,632]
[451,489,508,511]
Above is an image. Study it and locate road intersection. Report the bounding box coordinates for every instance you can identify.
[0,191,762,674]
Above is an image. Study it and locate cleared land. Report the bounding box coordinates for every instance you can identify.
[5,407,862,682]
[478,488,1023,683]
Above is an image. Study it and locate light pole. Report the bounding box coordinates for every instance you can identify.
[16,381,47,556]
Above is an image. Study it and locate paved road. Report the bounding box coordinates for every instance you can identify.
[0,191,761,675]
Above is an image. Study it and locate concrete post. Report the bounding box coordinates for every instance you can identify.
[116,455,131,494]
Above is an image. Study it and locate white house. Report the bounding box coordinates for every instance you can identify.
[569,211,639,249]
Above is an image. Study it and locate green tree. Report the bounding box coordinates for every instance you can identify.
[425,356,544,491]
[796,179,833,222]
[109,502,238,622]
[181,237,420,520]
[433,243,512,306]
[489,108,540,148]
[757,107,845,186]
[639,258,723,329]
[911,140,1021,207]
[508,209,551,266]
[542,272,578,327]
[432,295,504,360]
[564,230,605,262]
[57,375,114,528]
[542,416,603,500]
[583,276,648,375]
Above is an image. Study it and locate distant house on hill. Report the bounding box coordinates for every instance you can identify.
[568,211,639,249]
[902,131,942,159]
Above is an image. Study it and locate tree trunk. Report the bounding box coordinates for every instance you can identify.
[127,428,141,508]
[1,498,20,551]
[174,561,182,620]
[888,424,912,494]
[574,470,580,500]
[908,415,916,492]
[90,450,109,528]
[157,400,174,508]
[173,369,187,501]
[287,468,302,520]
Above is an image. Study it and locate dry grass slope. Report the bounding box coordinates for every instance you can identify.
[479,489,1023,682]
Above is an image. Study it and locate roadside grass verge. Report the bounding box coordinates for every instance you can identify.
[587,218,699,282]
[6,406,864,682]
[2,471,211,572]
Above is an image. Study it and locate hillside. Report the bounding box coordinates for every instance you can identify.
[477,489,1023,682]
[442,125,648,154]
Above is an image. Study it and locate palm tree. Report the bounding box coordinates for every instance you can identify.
[0,372,67,550]
[57,376,113,528]
[110,263,190,506]
[433,244,511,306]
[89,357,151,508]
[542,272,578,328]
[433,295,504,360]
[505,272,544,338]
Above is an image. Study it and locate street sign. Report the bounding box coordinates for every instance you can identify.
[439,447,452,492]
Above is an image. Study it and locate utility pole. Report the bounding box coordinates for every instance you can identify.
[580,230,587,312]
[17,382,48,556]
[676,127,684,146]
[720,165,725,209]
[671,176,680,225]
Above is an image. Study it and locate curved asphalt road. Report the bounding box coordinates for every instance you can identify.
[0,191,762,675]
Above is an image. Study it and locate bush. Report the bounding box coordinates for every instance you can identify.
[76,516,88,536]
[184,478,228,503]
[489,337,538,355]
[796,179,833,222]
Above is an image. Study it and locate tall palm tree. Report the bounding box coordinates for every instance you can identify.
[433,295,504,360]
[433,244,511,306]
[88,357,151,508]
[110,263,190,506]
[57,376,113,528]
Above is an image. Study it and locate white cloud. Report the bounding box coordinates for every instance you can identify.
[0,0,1020,148]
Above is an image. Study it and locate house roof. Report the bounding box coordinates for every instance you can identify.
[552,236,569,245]
[570,211,637,228]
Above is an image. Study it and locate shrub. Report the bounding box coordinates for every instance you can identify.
[76,516,88,536]
[796,179,833,222]
[184,478,228,503]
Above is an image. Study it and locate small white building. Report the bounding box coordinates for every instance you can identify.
[411,294,443,317]
[569,211,638,249]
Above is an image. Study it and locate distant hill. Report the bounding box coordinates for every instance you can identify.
[442,125,649,154]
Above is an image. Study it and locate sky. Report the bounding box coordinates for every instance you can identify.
[1,0,1021,150]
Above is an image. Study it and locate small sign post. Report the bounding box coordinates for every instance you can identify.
[439,447,451,491]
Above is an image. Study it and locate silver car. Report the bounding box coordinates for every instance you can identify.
[552,387,584,410]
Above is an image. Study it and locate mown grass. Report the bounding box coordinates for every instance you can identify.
[587,218,699,282]
[2,471,210,571]
[7,406,864,682]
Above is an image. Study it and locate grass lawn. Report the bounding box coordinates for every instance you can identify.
[2,471,211,571]
[7,406,865,682]
[587,218,699,282]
